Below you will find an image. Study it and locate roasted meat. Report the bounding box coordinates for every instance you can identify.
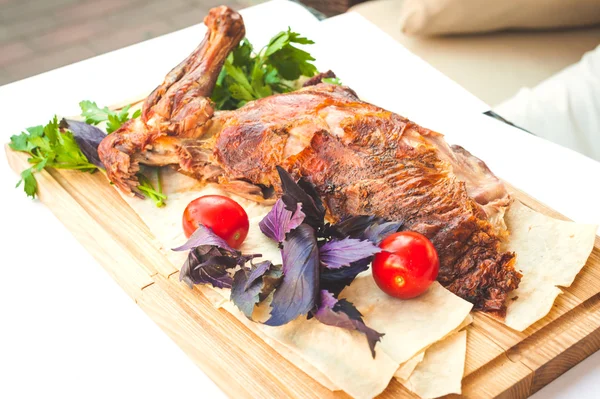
[98,6,521,316]
[98,6,245,197]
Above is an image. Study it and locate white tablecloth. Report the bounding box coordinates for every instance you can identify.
[1,1,599,398]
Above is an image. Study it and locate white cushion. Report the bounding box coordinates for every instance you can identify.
[494,45,600,162]
[399,0,600,36]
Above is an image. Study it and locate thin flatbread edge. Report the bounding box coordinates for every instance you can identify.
[503,201,598,331]
[395,314,472,382]
[404,330,468,398]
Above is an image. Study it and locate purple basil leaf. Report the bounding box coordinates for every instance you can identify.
[232,263,283,318]
[320,237,380,269]
[231,269,263,318]
[329,216,384,239]
[320,257,371,297]
[172,224,237,253]
[327,216,403,244]
[363,221,403,245]
[260,265,283,301]
[179,248,237,289]
[314,290,384,358]
[265,224,319,326]
[259,199,305,242]
[245,260,273,290]
[276,166,325,229]
[60,119,106,168]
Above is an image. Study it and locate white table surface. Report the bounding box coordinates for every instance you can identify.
[1,1,599,398]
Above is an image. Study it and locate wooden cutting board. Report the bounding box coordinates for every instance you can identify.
[5,142,600,399]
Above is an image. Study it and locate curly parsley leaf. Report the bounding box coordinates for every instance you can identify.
[79,100,140,133]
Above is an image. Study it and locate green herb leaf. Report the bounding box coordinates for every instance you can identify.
[9,131,31,152]
[211,28,318,110]
[322,77,342,85]
[137,169,167,207]
[17,168,38,198]
[10,116,99,198]
[79,100,139,133]
[80,100,111,125]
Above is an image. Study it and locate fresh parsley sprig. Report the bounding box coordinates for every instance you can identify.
[79,100,141,133]
[9,116,98,198]
[10,106,165,206]
[211,28,318,110]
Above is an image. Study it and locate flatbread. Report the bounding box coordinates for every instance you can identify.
[395,352,425,381]
[403,330,468,398]
[395,314,472,382]
[340,274,473,366]
[118,168,473,398]
[503,201,598,331]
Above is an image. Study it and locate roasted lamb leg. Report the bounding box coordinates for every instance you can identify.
[98,6,521,316]
[98,6,245,196]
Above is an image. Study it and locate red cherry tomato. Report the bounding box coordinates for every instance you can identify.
[182,195,249,249]
[372,231,439,299]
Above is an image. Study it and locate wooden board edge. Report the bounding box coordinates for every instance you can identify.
[513,293,600,396]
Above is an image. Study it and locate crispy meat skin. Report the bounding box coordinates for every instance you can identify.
[98,7,521,315]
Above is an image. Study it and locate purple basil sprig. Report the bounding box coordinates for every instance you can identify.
[320,258,371,298]
[180,247,237,289]
[175,167,398,358]
[327,215,403,245]
[319,237,381,269]
[265,224,320,326]
[176,225,257,290]
[231,269,264,318]
[231,261,283,318]
[244,260,273,290]
[259,199,305,243]
[314,290,384,357]
[276,166,325,229]
[363,221,404,245]
[173,224,237,253]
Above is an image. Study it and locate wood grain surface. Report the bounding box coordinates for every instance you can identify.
[6,145,600,399]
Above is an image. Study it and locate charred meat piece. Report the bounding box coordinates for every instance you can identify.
[98,7,521,316]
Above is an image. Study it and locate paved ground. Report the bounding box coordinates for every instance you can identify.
[0,0,263,86]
